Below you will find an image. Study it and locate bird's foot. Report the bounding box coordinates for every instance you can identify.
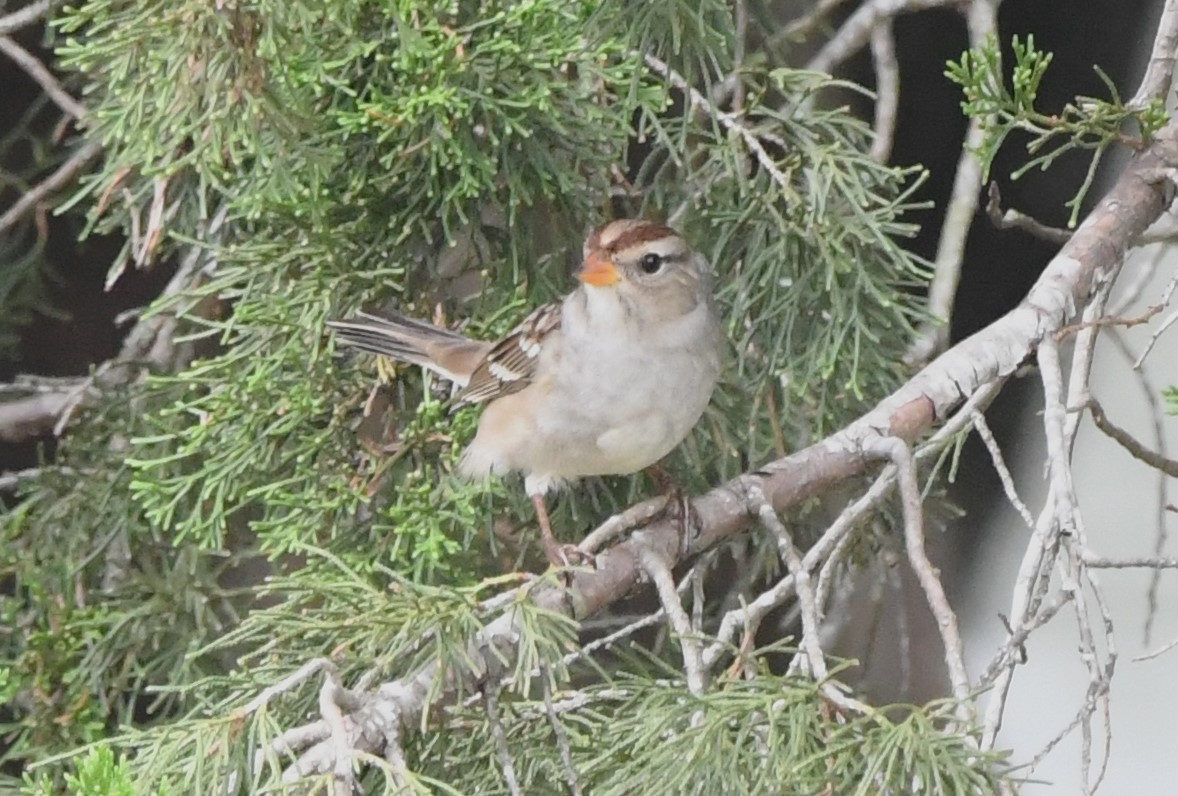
[542,537,592,570]
[658,484,701,541]
[647,465,701,543]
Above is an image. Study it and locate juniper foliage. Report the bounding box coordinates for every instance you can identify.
[1,0,1019,792]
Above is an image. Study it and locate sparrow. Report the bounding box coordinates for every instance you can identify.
[329,219,723,567]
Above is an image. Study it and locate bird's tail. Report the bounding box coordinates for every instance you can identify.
[327,311,482,386]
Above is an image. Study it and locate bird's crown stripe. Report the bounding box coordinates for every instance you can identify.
[606,223,677,252]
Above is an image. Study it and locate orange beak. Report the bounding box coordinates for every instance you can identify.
[577,251,620,287]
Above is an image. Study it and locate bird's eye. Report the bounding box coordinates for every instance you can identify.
[640,252,664,274]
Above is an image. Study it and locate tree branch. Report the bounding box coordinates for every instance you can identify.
[0,35,86,120]
[985,180,1072,244]
[642,52,792,195]
[1086,398,1178,477]
[805,0,955,76]
[267,88,1178,786]
[0,205,225,444]
[1131,0,1178,108]
[868,21,899,163]
[0,0,49,35]
[906,0,1003,364]
[0,139,102,235]
[0,392,70,443]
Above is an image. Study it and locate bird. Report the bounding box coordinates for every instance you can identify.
[328,219,723,567]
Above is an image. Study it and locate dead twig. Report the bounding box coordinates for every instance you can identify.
[541,666,583,796]
[985,181,1072,244]
[1130,0,1178,108]
[1053,305,1163,340]
[0,0,49,35]
[868,22,899,164]
[0,35,86,120]
[805,0,955,76]
[482,681,522,796]
[906,0,1004,364]
[0,139,102,236]
[1086,398,1178,478]
[639,543,707,696]
[864,435,972,725]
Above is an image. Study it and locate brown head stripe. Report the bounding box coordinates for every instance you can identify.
[603,222,677,254]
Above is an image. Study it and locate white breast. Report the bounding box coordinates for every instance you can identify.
[459,285,720,493]
[538,290,717,477]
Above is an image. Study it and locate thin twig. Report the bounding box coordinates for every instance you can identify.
[813,517,863,620]
[639,543,707,696]
[1053,304,1162,341]
[747,485,828,680]
[978,593,1070,687]
[780,0,855,43]
[482,682,522,796]
[746,485,868,714]
[868,22,899,164]
[1038,328,1119,792]
[981,488,1063,748]
[704,378,1004,672]
[53,203,227,435]
[907,0,1003,363]
[541,667,583,796]
[1130,308,1178,367]
[702,469,891,670]
[1133,635,1178,661]
[561,611,665,668]
[1130,0,1178,108]
[578,497,666,555]
[1061,269,1116,453]
[541,566,699,686]
[971,410,1035,529]
[1108,246,1168,315]
[985,181,1072,244]
[1081,553,1178,569]
[238,659,339,717]
[1069,542,1117,794]
[865,436,972,724]
[0,35,86,119]
[0,139,102,235]
[806,0,953,76]
[1039,338,1081,534]
[1132,278,1178,366]
[1086,398,1178,477]
[643,52,792,194]
[1104,329,1172,645]
[0,0,49,35]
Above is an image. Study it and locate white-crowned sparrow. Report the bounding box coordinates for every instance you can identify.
[329,219,723,566]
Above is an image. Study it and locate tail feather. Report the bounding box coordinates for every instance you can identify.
[327,311,483,385]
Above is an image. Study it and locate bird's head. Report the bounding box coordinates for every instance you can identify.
[577,219,713,319]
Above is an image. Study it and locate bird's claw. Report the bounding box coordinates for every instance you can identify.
[542,539,592,570]
[657,483,701,546]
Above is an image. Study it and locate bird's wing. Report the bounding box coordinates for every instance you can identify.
[455,302,562,406]
[327,311,487,385]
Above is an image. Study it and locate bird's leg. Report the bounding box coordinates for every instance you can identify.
[530,492,587,568]
[530,492,562,566]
